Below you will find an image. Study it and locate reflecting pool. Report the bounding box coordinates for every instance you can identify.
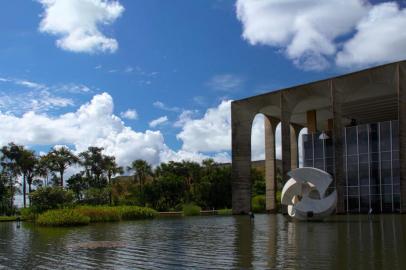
[1,214,405,269]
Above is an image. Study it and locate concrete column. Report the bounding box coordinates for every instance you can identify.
[281,93,292,183]
[307,110,317,133]
[331,79,345,214]
[264,115,278,212]
[231,102,254,214]
[290,124,302,170]
[398,63,406,213]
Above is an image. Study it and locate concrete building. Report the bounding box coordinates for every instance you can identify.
[231,60,406,214]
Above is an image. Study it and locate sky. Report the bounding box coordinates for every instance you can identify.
[1,0,406,170]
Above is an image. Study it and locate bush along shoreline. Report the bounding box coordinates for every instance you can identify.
[34,205,157,227]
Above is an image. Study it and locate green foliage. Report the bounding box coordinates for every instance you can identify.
[251,168,265,196]
[29,186,74,213]
[0,216,18,221]
[194,166,231,210]
[75,206,121,222]
[82,188,110,205]
[182,203,201,216]
[143,175,187,211]
[276,191,282,204]
[118,206,158,220]
[217,208,232,215]
[252,195,266,213]
[37,209,90,226]
[20,207,36,220]
[36,205,157,226]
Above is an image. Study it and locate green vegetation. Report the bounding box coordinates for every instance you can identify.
[252,195,266,213]
[37,209,90,226]
[36,205,157,226]
[0,141,283,220]
[30,187,74,213]
[217,208,232,215]
[0,216,18,222]
[20,207,36,221]
[182,203,201,216]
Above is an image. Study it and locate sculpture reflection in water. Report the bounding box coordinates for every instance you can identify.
[281,167,337,220]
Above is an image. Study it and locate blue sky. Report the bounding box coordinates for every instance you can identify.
[0,0,405,167]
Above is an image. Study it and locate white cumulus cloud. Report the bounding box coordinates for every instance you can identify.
[149,116,169,128]
[236,0,406,70]
[336,2,406,67]
[120,109,138,120]
[38,0,124,53]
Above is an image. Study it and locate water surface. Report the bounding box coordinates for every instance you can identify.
[1,214,405,269]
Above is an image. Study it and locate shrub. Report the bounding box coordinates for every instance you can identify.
[29,187,74,213]
[217,208,232,215]
[37,209,90,226]
[118,206,157,220]
[182,203,201,216]
[75,206,121,222]
[0,216,17,222]
[252,195,266,213]
[20,207,36,220]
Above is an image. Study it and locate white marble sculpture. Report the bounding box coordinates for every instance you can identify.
[281,167,337,220]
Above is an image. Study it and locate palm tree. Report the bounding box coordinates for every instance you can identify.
[127,159,152,190]
[19,149,37,207]
[104,155,123,183]
[46,147,78,187]
[103,155,123,205]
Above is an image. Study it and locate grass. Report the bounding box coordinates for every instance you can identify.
[182,203,201,216]
[37,209,90,227]
[217,208,232,215]
[75,206,121,222]
[36,205,157,226]
[0,216,18,222]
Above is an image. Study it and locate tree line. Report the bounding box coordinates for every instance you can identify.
[0,142,266,215]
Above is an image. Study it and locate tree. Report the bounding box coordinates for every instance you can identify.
[46,147,78,187]
[127,159,152,190]
[103,155,123,184]
[19,149,37,207]
[0,143,24,209]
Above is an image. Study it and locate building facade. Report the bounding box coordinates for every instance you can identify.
[231,61,406,214]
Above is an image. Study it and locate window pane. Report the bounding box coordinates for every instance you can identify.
[358,125,368,154]
[380,121,391,152]
[369,124,379,153]
[346,127,357,155]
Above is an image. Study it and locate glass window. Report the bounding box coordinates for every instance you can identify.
[382,185,393,195]
[369,124,379,153]
[359,163,369,186]
[392,120,399,151]
[360,196,370,212]
[358,125,368,154]
[370,163,380,186]
[314,133,323,159]
[348,196,359,213]
[325,138,333,158]
[381,160,392,185]
[348,187,359,196]
[370,195,381,213]
[382,194,393,212]
[346,127,357,155]
[379,121,391,152]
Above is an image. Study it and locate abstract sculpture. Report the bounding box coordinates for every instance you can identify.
[281,167,337,220]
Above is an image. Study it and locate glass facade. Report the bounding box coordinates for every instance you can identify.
[302,120,400,213]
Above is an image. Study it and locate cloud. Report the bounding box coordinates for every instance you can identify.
[207,74,244,91]
[152,101,180,112]
[149,116,168,128]
[15,80,46,90]
[38,0,124,53]
[0,90,74,114]
[236,0,406,70]
[176,100,275,161]
[0,93,168,166]
[120,109,138,120]
[336,2,406,67]
[173,110,197,128]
